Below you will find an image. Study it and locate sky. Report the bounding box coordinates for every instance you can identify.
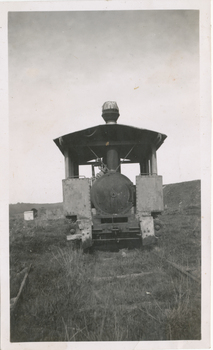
[8,10,200,204]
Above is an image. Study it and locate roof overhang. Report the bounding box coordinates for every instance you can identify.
[54,124,167,165]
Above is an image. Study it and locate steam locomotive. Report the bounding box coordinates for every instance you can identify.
[54,102,167,250]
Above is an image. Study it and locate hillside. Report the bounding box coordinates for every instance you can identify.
[163,180,201,214]
[9,202,63,216]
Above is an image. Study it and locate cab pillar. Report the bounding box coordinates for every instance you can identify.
[64,149,79,178]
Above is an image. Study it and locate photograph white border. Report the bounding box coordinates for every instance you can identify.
[0,1,211,349]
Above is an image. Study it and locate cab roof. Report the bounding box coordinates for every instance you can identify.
[54,123,167,165]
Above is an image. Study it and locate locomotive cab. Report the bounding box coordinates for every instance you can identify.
[54,101,167,250]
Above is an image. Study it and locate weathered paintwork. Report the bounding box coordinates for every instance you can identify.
[63,178,92,219]
[135,175,164,243]
[139,215,156,245]
[63,178,92,248]
[136,175,164,215]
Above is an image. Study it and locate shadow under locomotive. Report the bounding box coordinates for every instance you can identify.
[54,101,167,251]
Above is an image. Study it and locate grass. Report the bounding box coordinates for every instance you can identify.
[10,211,201,342]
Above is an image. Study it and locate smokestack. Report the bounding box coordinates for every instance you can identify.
[102,101,119,124]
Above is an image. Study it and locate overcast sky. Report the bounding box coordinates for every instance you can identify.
[9,10,199,204]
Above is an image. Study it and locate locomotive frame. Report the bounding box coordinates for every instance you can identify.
[54,101,167,250]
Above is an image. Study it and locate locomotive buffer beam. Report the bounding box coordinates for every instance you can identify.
[92,226,141,242]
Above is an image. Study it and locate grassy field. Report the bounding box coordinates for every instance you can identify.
[10,210,201,342]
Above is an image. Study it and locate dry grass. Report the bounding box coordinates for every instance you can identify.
[10,211,201,342]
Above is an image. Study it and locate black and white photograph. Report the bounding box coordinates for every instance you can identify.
[0,1,211,349]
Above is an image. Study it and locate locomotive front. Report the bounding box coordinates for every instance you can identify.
[54,101,167,250]
[91,172,134,216]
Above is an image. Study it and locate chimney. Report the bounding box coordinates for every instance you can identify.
[102,101,119,124]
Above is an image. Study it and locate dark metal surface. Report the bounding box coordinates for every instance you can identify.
[54,124,167,165]
[91,172,134,215]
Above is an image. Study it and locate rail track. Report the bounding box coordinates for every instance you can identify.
[10,249,200,322]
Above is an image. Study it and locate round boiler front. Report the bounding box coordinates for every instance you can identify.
[91,172,134,215]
